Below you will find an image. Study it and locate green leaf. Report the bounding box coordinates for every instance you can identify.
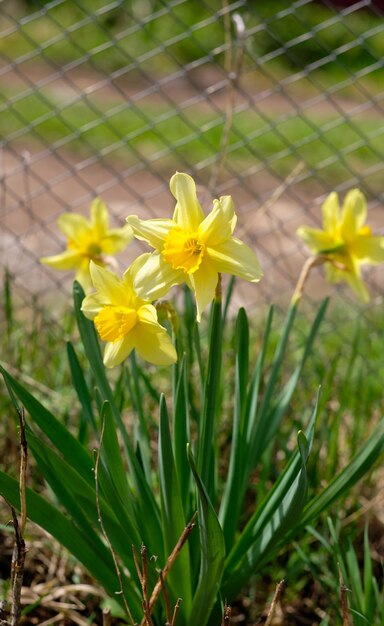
[73,282,121,426]
[173,355,191,515]
[261,298,329,450]
[67,341,97,440]
[128,351,151,482]
[299,418,384,528]
[197,295,222,499]
[223,392,319,598]
[188,444,225,626]
[97,402,141,548]
[26,429,139,573]
[0,365,93,483]
[220,307,249,549]
[158,395,192,615]
[0,471,121,601]
[73,281,163,555]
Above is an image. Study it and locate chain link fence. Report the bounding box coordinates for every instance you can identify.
[1,0,383,332]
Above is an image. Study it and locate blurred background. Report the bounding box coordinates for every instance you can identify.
[1,0,383,327]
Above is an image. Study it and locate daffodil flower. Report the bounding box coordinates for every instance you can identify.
[297,189,384,301]
[126,172,263,320]
[81,257,177,368]
[40,198,133,291]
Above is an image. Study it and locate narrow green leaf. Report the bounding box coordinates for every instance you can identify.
[98,402,140,543]
[67,341,96,439]
[220,307,249,549]
[73,281,121,425]
[173,355,191,514]
[0,365,93,483]
[223,430,309,599]
[300,418,384,528]
[222,275,236,324]
[73,281,163,555]
[128,351,151,482]
[261,298,329,449]
[197,295,222,499]
[0,471,122,602]
[188,444,225,626]
[158,395,192,615]
[363,525,373,618]
[27,430,139,571]
[223,392,319,596]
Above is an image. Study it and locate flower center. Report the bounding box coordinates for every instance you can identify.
[162,226,205,273]
[94,306,138,342]
[86,242,103,257]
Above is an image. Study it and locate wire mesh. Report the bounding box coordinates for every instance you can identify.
[1,0,383,332]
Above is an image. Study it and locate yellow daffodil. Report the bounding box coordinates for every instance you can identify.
[297,189,384,301]
[81,257,177,368]
[126,172,263,320]
[40,198,133,291]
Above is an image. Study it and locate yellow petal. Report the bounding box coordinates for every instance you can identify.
[101,225,133,253]
[103,336,135,368]
[137,303,162,326]
[325,261,369,302]
[189,261,219,322]
[81,291,107,319]
[132,322,177,365]
[58,213,90,239]
[297,226,341,254]
[340,189,367,242]
[199,196,237,246]
[344,271,370,302]
[122,253,152,291]
[351,235,384,264]
[89,262,130,305]
[170,172,205,231]
[75,261,93,292]
[206,237,263,282]
[91,197,109,238]
[321,191,340,234]
[126,215,173,250]
[40,249,82,270]
[133,251,185,301]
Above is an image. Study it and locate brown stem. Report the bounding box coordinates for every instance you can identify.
[7,407,28,626]
[291,255,328,305]
[8,503,26,626]
[264,580,285,626]
[159,571,172,625]
[221,602,232,625]
[339,565,350,626]
[139,513,197,626]
[171,598,182,626]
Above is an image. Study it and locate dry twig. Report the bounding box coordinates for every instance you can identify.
[139,513,197,626]
[221,602,232,625]
[171,597,182,626]
[264,580,285,626]
[133,544,153,626]
[339,565,351,626]
[5,407,28,626]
